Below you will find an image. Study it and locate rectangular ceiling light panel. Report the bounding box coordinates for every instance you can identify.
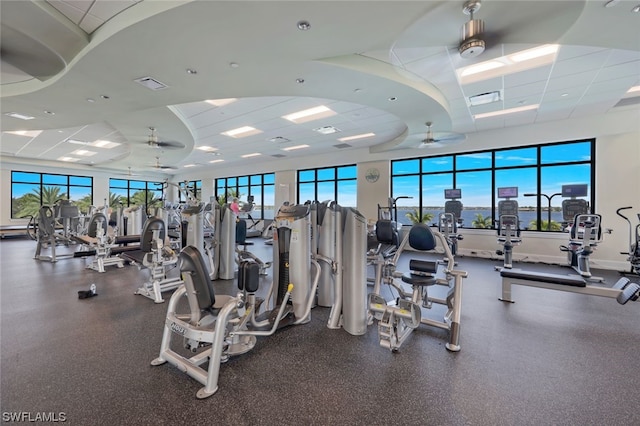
[457,44,559,85]
[221,126,262,138]
[282,105,337,123]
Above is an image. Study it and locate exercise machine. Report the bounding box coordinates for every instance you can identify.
[33,202,78,262]
[235,217,272,276]
[271,203,321,325]
[311,201,368,335]
[240,195,263,238]
[80,212,125,273]
[558,184,604,281]
[151,246,294,399]
[499,269,639,306]
[121,217,183,303]
[438,188,464,256]
[616,206,640,276]
[495,187,522,269]
[368,223,469,352]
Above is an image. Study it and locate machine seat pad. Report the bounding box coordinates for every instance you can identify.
[120,250,146,265]
[402,273,436,286]
[611,278,640,305]
[409,259,438,274]
[500,269,586,287]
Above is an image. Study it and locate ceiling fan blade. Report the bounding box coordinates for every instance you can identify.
[155,140,185,149]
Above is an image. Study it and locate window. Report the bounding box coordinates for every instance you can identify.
[390,140,595,231]
[297,165,357,208]
[108,179,164,211]
[215,173,275,219]
[178,180,201,202]
[11,171,93,218]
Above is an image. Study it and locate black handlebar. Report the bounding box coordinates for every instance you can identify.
[616,206,633,220]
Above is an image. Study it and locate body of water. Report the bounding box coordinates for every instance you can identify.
[396,208,565,229]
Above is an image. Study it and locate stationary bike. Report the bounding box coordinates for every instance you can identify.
[616,206,640,276]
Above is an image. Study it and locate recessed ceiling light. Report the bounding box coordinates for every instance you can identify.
[196,146,218,152]
[605,0,621,7]
[209,159,225,164]
[221,126,263,138]
[632,4,640,12]
[338,133,375,142]
[282,105,336,123]
[296,78,305,84]
[229,62,239,68]
[100,95,110,99]
[186,69,197,74]
[43,110,55,115]
[71,149,97,156]
[509,44,559,63]
[4,130,42,137]
[205,98,237,107]
[67,139,89,145]
[627,85,640,93]
[297,20,310,30]
[561,93,569,97]
[91,140,121,148]
[460,61,505,77]
[58,156,80,162]
[5,112,35,120]
[241,153,261,158]
[313,125,341,135]
[474,104,539,119]
[183,164,197,168]
[388,97,398,101]
[282,144,310,151]
[86,98,95,103]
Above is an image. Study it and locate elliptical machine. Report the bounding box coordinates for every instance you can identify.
[438,188,464,256]
[495,187,522,269]
[616,206,640,276]
[558,184,604,282]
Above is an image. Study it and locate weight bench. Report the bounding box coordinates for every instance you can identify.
[499,268,640,305]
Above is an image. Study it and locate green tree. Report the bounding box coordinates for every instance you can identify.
[471,213,493,228]
[130,190,161,209]
[108,192,123,209]
[529,219,562,231]
[218,188,243,207]
[405,208,434,224]
[75,194,93,215]
[14,186,65,218]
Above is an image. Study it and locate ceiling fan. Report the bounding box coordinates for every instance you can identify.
[413,122,465,149]
[150,156,178,171]
[146,127,185,150]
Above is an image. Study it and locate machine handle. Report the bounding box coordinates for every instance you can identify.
[616,206,632,220]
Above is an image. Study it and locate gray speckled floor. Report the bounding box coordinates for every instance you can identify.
[1,237,639,426]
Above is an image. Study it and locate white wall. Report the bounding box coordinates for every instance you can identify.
[2,107,639,270]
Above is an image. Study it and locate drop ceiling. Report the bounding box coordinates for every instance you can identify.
[1,0,638,176]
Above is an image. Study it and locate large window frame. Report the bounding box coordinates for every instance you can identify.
[108,178,164,211]
[390,139,595,231]
[11,171,93,218]
[297,164,357,207]
[215,173,275,220]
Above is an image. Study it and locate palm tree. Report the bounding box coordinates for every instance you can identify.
[14,186,65,218]
[529,219,562,231]
[471,213,493,228]
[130,190,162,209]
[108,192,123,209]
[405,208,434,224]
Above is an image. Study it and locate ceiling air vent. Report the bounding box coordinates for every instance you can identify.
[613,96,640,108]
[134,76,169,90]
[333,143,352,149]
[313,126,341,135]
[268,136,291,143]
[271,154,287,158]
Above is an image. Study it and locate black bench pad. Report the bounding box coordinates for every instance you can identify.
[500,269,586,287]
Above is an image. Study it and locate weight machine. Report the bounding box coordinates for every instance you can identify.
[616,207,640,276]
[495,187,522,269]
